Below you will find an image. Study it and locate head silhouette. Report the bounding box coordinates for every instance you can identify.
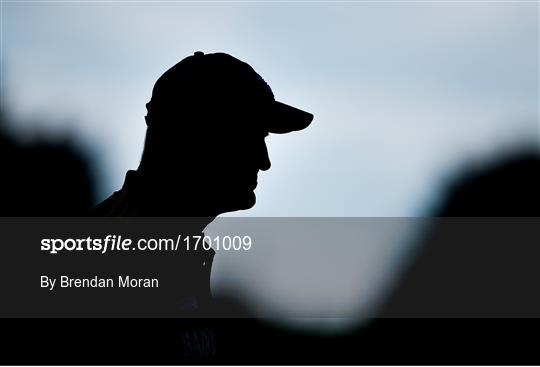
[137,52,312,216]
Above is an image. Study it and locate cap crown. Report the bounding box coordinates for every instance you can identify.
[146,52,275,126]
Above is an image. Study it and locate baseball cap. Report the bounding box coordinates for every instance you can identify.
[145,51,313,134]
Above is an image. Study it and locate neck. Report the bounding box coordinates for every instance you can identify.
[126,169,219,222]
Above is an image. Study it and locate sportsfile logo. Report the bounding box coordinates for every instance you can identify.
[40,235,253,254]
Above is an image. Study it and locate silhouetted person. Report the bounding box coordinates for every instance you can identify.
[89,52,313,356]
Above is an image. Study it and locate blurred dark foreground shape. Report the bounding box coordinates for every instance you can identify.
[1,91,540,361]
[0,111,95,216]
[381,151,540,318]
[1,145,538,363]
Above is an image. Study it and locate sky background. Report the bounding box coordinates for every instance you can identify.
[2,0,539,330]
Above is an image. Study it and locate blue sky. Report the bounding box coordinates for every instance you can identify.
[3,1,538,216]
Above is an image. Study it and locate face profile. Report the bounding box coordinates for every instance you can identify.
[201,124,271,213]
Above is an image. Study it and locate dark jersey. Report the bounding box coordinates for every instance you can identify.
[90,170,218,360]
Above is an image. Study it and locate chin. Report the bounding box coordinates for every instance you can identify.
[243,192,256,208]
[219,191,256,214]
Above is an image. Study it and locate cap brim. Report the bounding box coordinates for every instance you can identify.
[266,101,313,134]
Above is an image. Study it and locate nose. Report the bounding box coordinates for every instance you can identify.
[259,141,271,171]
